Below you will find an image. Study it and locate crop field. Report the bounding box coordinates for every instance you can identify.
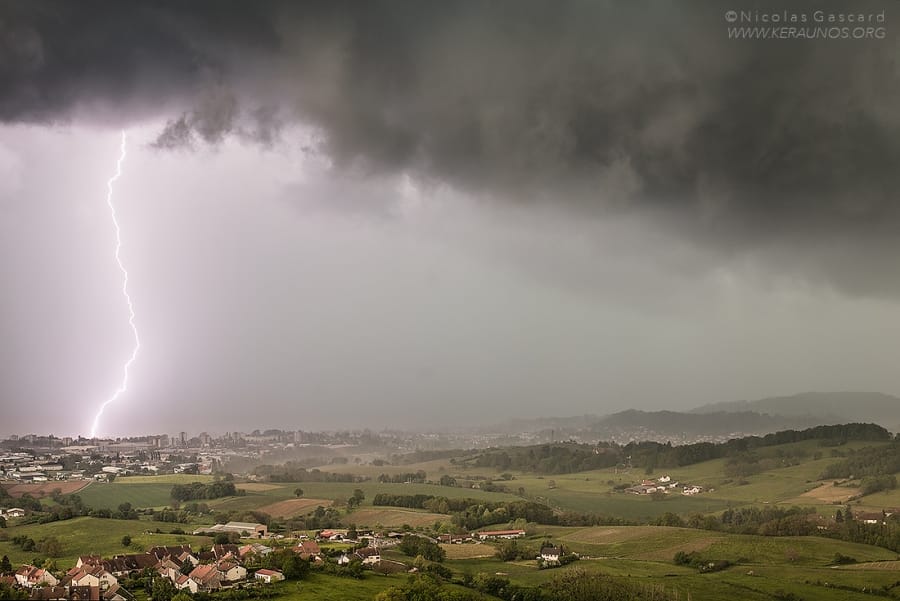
[257,498,333,518]
[345,508,450,528]
[1,481,90,498]
[116,474,216,485]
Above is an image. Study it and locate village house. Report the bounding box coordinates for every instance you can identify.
[254,569,285,584]
[238,543,272,561]
[187,564,222,592]
[15,565,60,588]
[857,512,886,525]
[354,547,381,565]
[63,565,118,590]
[540,546,562,563]
[216,559,247,583]
[173,573,199,595]
[292,540,321,560]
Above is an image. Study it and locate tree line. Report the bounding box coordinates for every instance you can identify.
[170,480,243,501]
[462,423,892,475]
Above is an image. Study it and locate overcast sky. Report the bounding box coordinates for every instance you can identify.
[2,1,900,437]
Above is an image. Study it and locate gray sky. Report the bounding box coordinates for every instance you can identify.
[2,1,900,437]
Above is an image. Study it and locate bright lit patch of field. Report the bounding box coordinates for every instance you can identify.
[115,474,215,484]
[556,525,721,558]
[238,482,286,491]
[2,481,90,498]
[836,560,900,570]
[257,498,332,517]
[793,481,860,504]
[347,508,449,528]
[440,543,497,559]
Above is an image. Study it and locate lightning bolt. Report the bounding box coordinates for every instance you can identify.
[90,131,138,438]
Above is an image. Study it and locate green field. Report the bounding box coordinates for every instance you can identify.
[207,481,519,514]
[0,517,212,568]
[440,525,900,601]
[76,482,179,510]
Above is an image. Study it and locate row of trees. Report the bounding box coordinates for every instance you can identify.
[170,480,241,501]
[378,471,428,484]
[254,462,362,483]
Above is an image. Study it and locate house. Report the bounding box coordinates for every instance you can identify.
[15,565,60,588]
[188,564,222,592]
[682,486,703,496]
[173,574,199,594]
[238,543,272,560]
[65,565,118,590]
[318,529,348,541]
[658,475,671,484]
[216,560,247,583]
[5,508,25,518]
[254,569,284,584]
[293,540,321,559]
[858,512,886,525]
[147,545,195,563]
[474,529,526,540]
[354,547,381,565]
[540,546,562,562]
[212,544,241,561]
[76,556,102,569]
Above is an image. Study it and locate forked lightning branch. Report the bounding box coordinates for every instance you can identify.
[90,131,139,438]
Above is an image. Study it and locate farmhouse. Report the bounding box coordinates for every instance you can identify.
[354,547,381,565]
[857,512,886,525]
[474,529,526,540]
[254,569,285,583]
[193,521,268,538]
[540,546,562,562]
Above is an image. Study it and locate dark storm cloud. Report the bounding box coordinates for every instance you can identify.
[2,0,899,294]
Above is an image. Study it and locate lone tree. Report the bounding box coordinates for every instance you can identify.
[121,535,132,547]
[294,488,304,498]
